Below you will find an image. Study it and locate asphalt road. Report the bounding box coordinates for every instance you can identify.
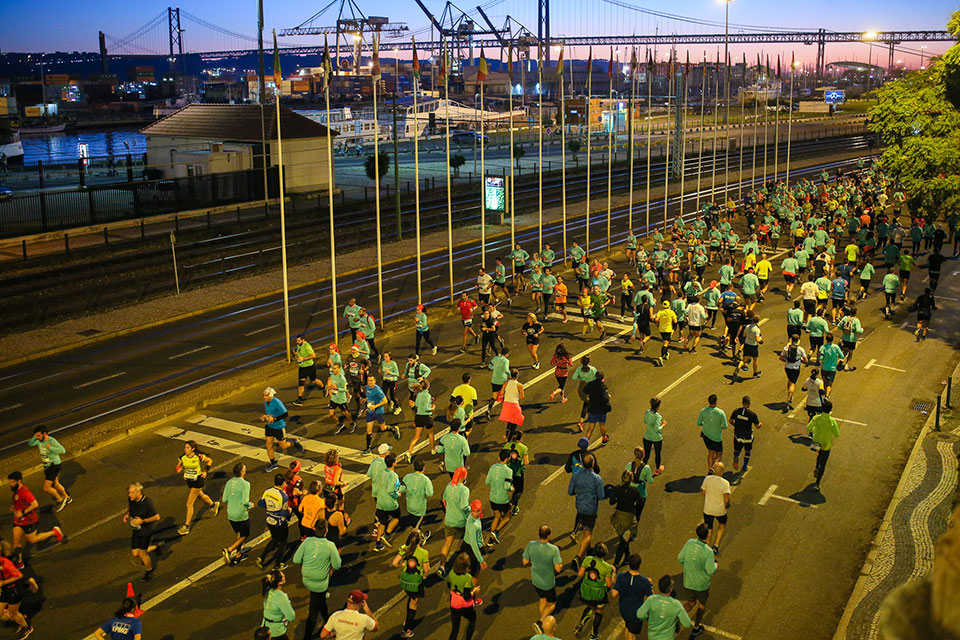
[6,211,958,640]
[0,151,869,451]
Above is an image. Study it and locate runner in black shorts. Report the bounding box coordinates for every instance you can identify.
[124,482,162,581]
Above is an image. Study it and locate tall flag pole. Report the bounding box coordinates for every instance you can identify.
[272,31,291,362]
[762,54,770,185]
[558,43,568,262]
[627,47,637,233]
[679,51,690,220]
[536,43,543,252]
[738,51,746,200]
[663,49,673,231]
[785,52,796,186]
[773,54,782,183]
[443,42,454,301]
[711,49,719,199]
[585,46,593,254]
[412,37,422,303]
[752,53,760,188]
[644,49,653,236]
[606,46,614,251]
[508,44,516,250]
[322,34,339,339]
[479,47,488,267]
[372,32,384,328]
[696,53,707,213]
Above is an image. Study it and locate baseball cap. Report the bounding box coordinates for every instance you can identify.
[350,343,360,351]
[376,443,392,455]
[348,590,368,604]
[416,304,425,311]
[470,499,483,514]
[577,436,590,449]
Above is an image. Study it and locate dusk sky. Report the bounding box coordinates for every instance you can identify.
[1,0,955,67]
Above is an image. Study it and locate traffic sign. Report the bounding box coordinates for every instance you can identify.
[824,90,845,105]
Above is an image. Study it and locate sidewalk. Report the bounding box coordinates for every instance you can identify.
[834,362,960,640]
[0,145,867,367]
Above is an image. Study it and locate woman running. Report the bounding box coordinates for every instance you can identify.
[176,441,219,535]
[380,351,401,415]
[609,470,642,567]
[260,569,296,640]
[549,344,572,403]
[447,551,481,640]
[1,544,36,640]
[323,449,347,511]
[393,529,430,638]
[642,398,665,474]
[324,494,351,551]
[520,313,545,369]
[498,369,525,442]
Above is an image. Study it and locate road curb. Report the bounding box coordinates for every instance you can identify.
[833,358,960,640]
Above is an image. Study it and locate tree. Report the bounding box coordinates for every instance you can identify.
[364,152,390,184]
[868,8,960,220]
[513,144,526,169]
[567,139,583,166]
[450,153,466,177]
[943,8,960,109]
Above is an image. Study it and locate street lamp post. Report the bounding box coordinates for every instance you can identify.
[920,45,928,70]
[722,0,732,204]
[864,32,877,94]
[392,48,401,239]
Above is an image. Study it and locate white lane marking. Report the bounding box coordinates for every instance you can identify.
[864,358,907,373]
[73,372,126,389]
[657,365,702,397]
[244,323,281,337]
[372,590,408,618]
[758,484,778,506]
[769,493,819,508]
[758,317,769,326]
[835,418,868,426]
[186,415,370,463]
[0,403,23,415]
[540,437,603,486]
[937,295,960,302]
[167,345,211,360]
[703,625,744,640]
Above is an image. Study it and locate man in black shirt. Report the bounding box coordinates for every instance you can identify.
[729,396,761,473]
[912,287,937,341]
[926,249,946,292]
[564,437,602,475]
[124,482,162,581]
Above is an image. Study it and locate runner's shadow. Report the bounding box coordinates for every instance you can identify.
[789,485,827,506]
[663,476,704,494]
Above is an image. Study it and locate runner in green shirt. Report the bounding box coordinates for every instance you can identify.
[882,270,900,318]
[221,463,252,563]
[523,527,564,629]
[898,250,915,300]
[808,401,840,491]
[819,333,844,397]
[677,524,717,635]
[839,308,864,370]
[856,260,875,301]
[485,450,515,544]
[696,395,727,472]
[293,519,342,637]
[636,576,692,640]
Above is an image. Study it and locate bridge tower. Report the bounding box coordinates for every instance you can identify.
[168,7,184,75]
[537,0,550,61]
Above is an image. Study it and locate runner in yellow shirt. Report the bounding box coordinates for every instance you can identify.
[755,253,773,300]
[654,300,678,367]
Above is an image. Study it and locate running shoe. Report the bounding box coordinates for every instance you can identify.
[349,422,357,434]
[421,529,431,544]
[222,548,231,563]
[291,438,305,453]
[393,407,403,416]
[177,525,190,536]
[712,545,720,556]
[211,501,221,517]
[362,447,373,455]
[401,630,415,638]
[373,540,386,552]
[17,627,33,639]
[690,624,705,637]
[52,526,64,543]
[276,563,288,571]
[512,505,520,516]
[561,396,568,404]
[601,435,610,444]
[265,461,280,472]
[656,465,665,475]
[141,570,155,583]
[488,531,500,545]
[65,496,74,505]
[532,361,540,370]
[589,634,599,640]
[392,425,401,440]
[334,423,348,435]
[432,346,438,356]
[436,566,447,579]
[292,397,305,407]
[754,370,763,378]
[255,557,264,569]
[56,498,67,512]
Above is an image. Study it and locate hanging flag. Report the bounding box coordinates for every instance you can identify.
[478,47,488,83]
[757,53,762,79]
[440,45,448,86]
[272,30,282,95]
[630,47,637,79]
[557,44,564,78]
[321,35,333,93]
[766,54,771,81]
[608,46,614,79]
[685,50,690,76]
[507,43,514,81]
[777,54,781,80]
[412,39,420,79]
[791,51,796,75]
[587,46,593,75]
[371,33,381,81]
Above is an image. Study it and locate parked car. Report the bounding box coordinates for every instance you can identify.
[0,185,12,201]
[451,130,490,143]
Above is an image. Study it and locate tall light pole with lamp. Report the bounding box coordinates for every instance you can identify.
[721,0,733,203]
[919,45,928,69]
[392,47,401,239]
[864,32,877,94]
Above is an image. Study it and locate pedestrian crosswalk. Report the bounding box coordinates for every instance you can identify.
[157,416,371,488]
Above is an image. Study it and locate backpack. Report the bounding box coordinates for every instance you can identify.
[579,560,608,602]
[787,344,799,363]
[399,555,423,594]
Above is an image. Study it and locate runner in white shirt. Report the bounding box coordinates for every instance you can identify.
[322,590,378,640]
[801,370,824,419]
[685,297,707,353]
[476,269,494,306]
[700,462,731,554]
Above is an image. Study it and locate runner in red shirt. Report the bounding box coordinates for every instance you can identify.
[7,472,63,567]
[457,292,479,353]
[0,552,35,638]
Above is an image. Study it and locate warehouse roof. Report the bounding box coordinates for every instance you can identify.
[141,103,336,141]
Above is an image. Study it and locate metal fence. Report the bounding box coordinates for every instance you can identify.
[0,166,279,238]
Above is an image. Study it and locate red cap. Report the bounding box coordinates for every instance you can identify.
[349,589,368,603]
[416,304,425,311]
[470,499,483,513]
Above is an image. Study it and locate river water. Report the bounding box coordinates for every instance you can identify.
[19,128,146,166]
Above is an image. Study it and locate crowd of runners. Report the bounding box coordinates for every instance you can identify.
[5,157,959,640]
